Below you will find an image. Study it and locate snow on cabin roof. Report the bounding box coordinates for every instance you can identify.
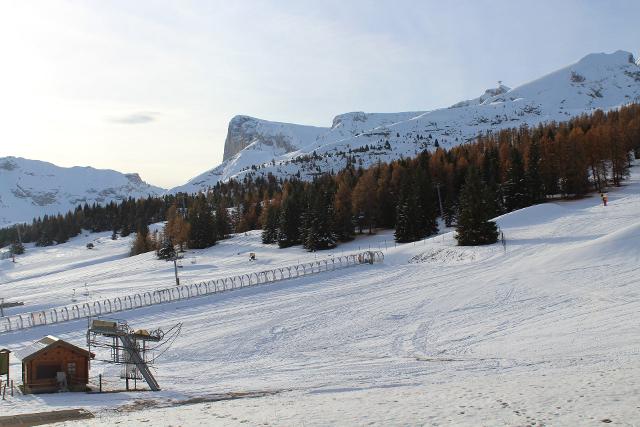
[39,335,59,345]
[14,336,60,360]
[15,336,91,361]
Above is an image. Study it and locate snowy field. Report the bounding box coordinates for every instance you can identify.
[1,163,639,426]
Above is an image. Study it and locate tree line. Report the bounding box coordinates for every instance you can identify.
[0,197,168,249]
[2,104,639,254]
[261,104,640,247]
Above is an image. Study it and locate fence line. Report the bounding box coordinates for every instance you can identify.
[0,251,384,335]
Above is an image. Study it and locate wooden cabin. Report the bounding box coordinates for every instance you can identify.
[17,336,94,394]
[0,348,10,384]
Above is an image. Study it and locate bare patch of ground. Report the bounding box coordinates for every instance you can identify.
[112,390,283,414]
[0,409,93,427]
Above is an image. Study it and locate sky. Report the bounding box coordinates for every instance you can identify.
[1,0,639,189]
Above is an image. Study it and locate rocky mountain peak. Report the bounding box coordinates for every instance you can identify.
[169,50,640,194]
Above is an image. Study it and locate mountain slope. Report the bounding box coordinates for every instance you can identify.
[172,50,640,194]
[0,157,165,226]
[1,162,639,425]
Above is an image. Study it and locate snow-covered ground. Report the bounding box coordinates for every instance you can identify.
[1,163,639,425]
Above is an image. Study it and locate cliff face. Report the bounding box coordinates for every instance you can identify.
[222,116,259,161]
[222,115,327,161]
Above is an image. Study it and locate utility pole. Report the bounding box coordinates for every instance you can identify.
[173,257,180,286]
[435,182,444,219]
[181,196,188,218]
[0,298,4,317]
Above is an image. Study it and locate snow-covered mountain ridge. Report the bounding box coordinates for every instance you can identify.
[172,50,640,194]
[0,157,165,226]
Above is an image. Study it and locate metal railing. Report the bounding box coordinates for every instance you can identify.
[0,251,383,334]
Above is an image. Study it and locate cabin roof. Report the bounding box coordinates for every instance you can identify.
[15,336,93,362]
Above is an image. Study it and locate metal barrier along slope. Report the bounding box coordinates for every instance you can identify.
[0,251,384,334]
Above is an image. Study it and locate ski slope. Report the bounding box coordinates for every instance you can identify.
[1,162,639,425]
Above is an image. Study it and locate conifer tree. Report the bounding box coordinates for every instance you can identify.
[277,197,298,248]
[526,139,545,203]
[120,222,131,238]
[301,181,337,251]
[318,197,338,251]
[455,168,499,246]
[215,202,232,240]
[393,172,414,243]
[10,241,25,255]
[503,147,528,211]
[393,161,438,243]
[54,215,69,244]
[442,192,457,227]
[394,193,413,243]
[36,226,53,247]
[413,164,439,238]
[540,134,560,197]
[482,145,505,214]
[261,202,280,244]
[333,174,355,241]
[278,182,303,248]
[188,195,216,249]
[375,164,395,229]
[352,169,377,234]
[236,193,260,232]
[156,233,176,260]
[299,195,314,249]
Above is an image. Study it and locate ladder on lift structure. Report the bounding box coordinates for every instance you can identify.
[87,319,180,392]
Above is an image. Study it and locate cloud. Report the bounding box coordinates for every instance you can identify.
[109,112,159,125]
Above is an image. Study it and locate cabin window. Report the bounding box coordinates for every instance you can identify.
[67,362,76,376]
[36,364,61,379]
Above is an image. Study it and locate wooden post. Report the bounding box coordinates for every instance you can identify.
[10,379,13,397]
[173,258,180,286]
[0,348,8,397]
[99,374,102,393]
